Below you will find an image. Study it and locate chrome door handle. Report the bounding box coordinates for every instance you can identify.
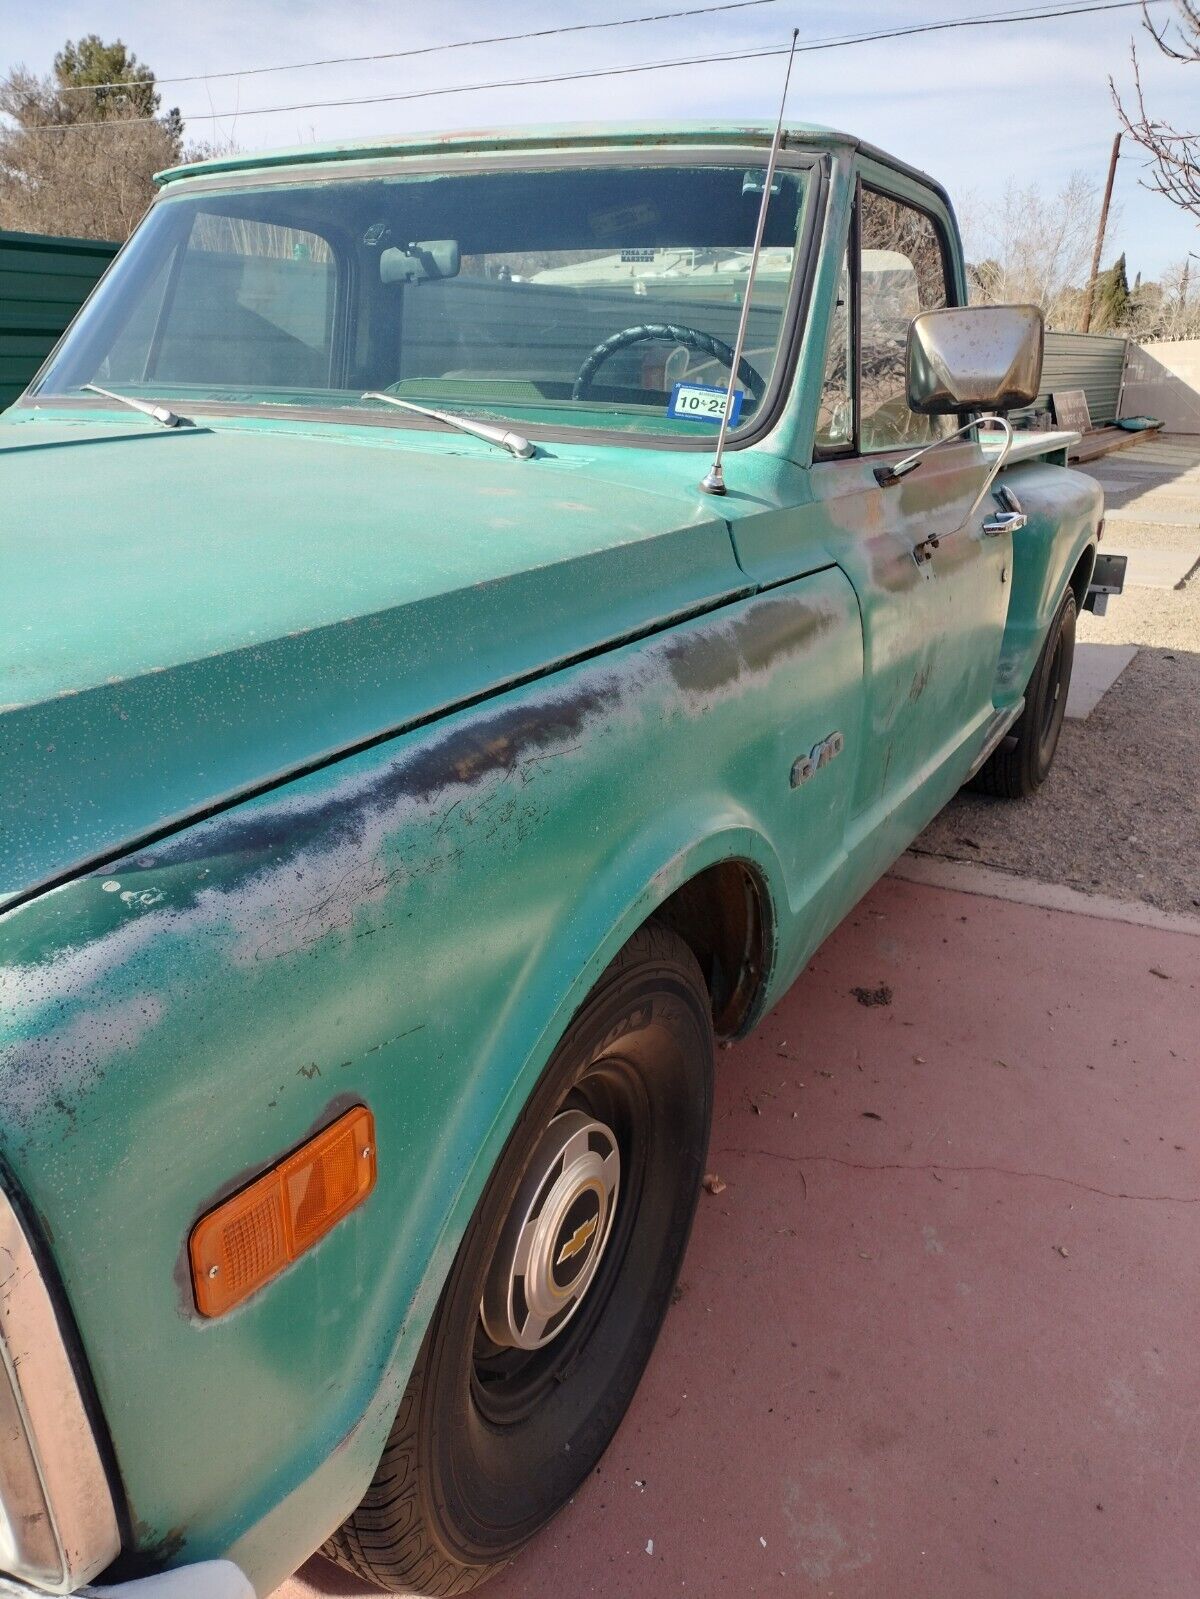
[914,485,1026,565]
[981,509,1027,536]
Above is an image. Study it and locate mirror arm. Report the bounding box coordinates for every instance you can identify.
[873,414,1008,487]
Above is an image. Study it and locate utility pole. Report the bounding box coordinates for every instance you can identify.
[1080,133,1121,333]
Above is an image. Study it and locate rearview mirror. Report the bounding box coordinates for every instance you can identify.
[380,239,461,285]
[906,304,1043,415]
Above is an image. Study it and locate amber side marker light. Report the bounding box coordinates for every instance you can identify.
[190,1106,376,1318]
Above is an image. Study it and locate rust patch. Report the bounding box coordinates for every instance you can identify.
[662,595,837,698]
[662,628,742,696]
[908,662,932,703]
[864,531,921,595]
[107,1525,187,1582]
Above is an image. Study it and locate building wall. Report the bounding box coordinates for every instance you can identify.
[1120,339,1200,435]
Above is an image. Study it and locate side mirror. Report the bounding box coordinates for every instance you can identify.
[380,239,461,286]
[906,304,1044,415]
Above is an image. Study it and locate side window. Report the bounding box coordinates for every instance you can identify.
[149,212,336,390]
[858,188,950,453]
[815,241,853,450]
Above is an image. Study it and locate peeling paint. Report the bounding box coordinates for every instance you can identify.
[0,582,855,1118]
[6,590,836,994]
[0,994,164,1123]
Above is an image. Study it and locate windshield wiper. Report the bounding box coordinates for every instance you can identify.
[83,383,186,429]
[361,391,535,460]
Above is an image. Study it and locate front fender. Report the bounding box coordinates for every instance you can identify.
[993,461,1103,704]
[227,821,799,1594]
[0,569,863,1595]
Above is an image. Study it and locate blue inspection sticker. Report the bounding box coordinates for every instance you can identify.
[667,381,744,426]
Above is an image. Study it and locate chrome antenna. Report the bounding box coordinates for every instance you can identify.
[700,27,799,496]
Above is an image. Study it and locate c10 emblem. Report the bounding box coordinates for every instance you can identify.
[790,731,845,789]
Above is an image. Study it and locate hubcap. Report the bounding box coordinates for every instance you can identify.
[481,1110,620,1351]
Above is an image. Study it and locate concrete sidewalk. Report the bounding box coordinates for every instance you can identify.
[281,873,1200,1599]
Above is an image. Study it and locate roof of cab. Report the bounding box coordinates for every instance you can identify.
[155,120,861,186]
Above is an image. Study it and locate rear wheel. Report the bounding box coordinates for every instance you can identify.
[972,587,1076,799]
[324,924,714,1595]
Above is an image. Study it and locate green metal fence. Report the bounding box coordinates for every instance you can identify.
[1036,331,1128,427]
[0,230,118,410]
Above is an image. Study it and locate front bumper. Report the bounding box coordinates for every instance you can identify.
[0,1563,254,1599]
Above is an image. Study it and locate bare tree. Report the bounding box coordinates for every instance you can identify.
[1110,2,1200,223]
[959,173,1102,327]
[1125,257,1200,339]
[0,38,182,240]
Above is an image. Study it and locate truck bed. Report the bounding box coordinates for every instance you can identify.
[983,427,1081,468]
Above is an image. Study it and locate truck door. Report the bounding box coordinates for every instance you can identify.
[807,179,1011,836]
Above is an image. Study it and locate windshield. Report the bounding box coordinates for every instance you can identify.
[30,160,809,438]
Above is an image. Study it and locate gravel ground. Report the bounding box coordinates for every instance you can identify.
[915,434,1200,916]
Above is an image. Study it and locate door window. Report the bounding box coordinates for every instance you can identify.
[814,241,853,450]
[857,188,951,453]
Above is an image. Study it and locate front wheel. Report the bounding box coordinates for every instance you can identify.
[972,587,1077,799]
[324,924,714,1595]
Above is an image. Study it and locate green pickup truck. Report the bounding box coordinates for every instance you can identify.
[0,123,1120,1599]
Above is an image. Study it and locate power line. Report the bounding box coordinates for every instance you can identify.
[16,0,1163,135]
[51,1,786,95]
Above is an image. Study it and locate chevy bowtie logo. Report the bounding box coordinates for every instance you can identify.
[556,1214,599,1267]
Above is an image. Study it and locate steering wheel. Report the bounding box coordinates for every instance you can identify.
[571,322,766,402]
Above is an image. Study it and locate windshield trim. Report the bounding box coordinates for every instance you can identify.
[17,145,827,457]
[158,140,817,196]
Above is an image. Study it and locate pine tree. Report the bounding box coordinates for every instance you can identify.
[1094,252,1131,331]
[54,36,159,119]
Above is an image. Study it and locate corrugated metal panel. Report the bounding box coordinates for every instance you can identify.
[1035,331,1128,427]
[0,230,118,409]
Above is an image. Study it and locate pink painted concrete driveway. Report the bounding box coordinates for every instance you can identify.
[281,874,1200,1599]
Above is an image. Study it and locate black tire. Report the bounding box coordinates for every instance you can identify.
[324,924,714,1595]
[972,587,1077,799]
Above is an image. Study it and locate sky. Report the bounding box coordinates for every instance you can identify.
[2,0,1197,276]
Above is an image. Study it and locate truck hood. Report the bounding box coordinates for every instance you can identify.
[1,417,744,903]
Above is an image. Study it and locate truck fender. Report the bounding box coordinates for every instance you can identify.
[993,462,1103,704]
